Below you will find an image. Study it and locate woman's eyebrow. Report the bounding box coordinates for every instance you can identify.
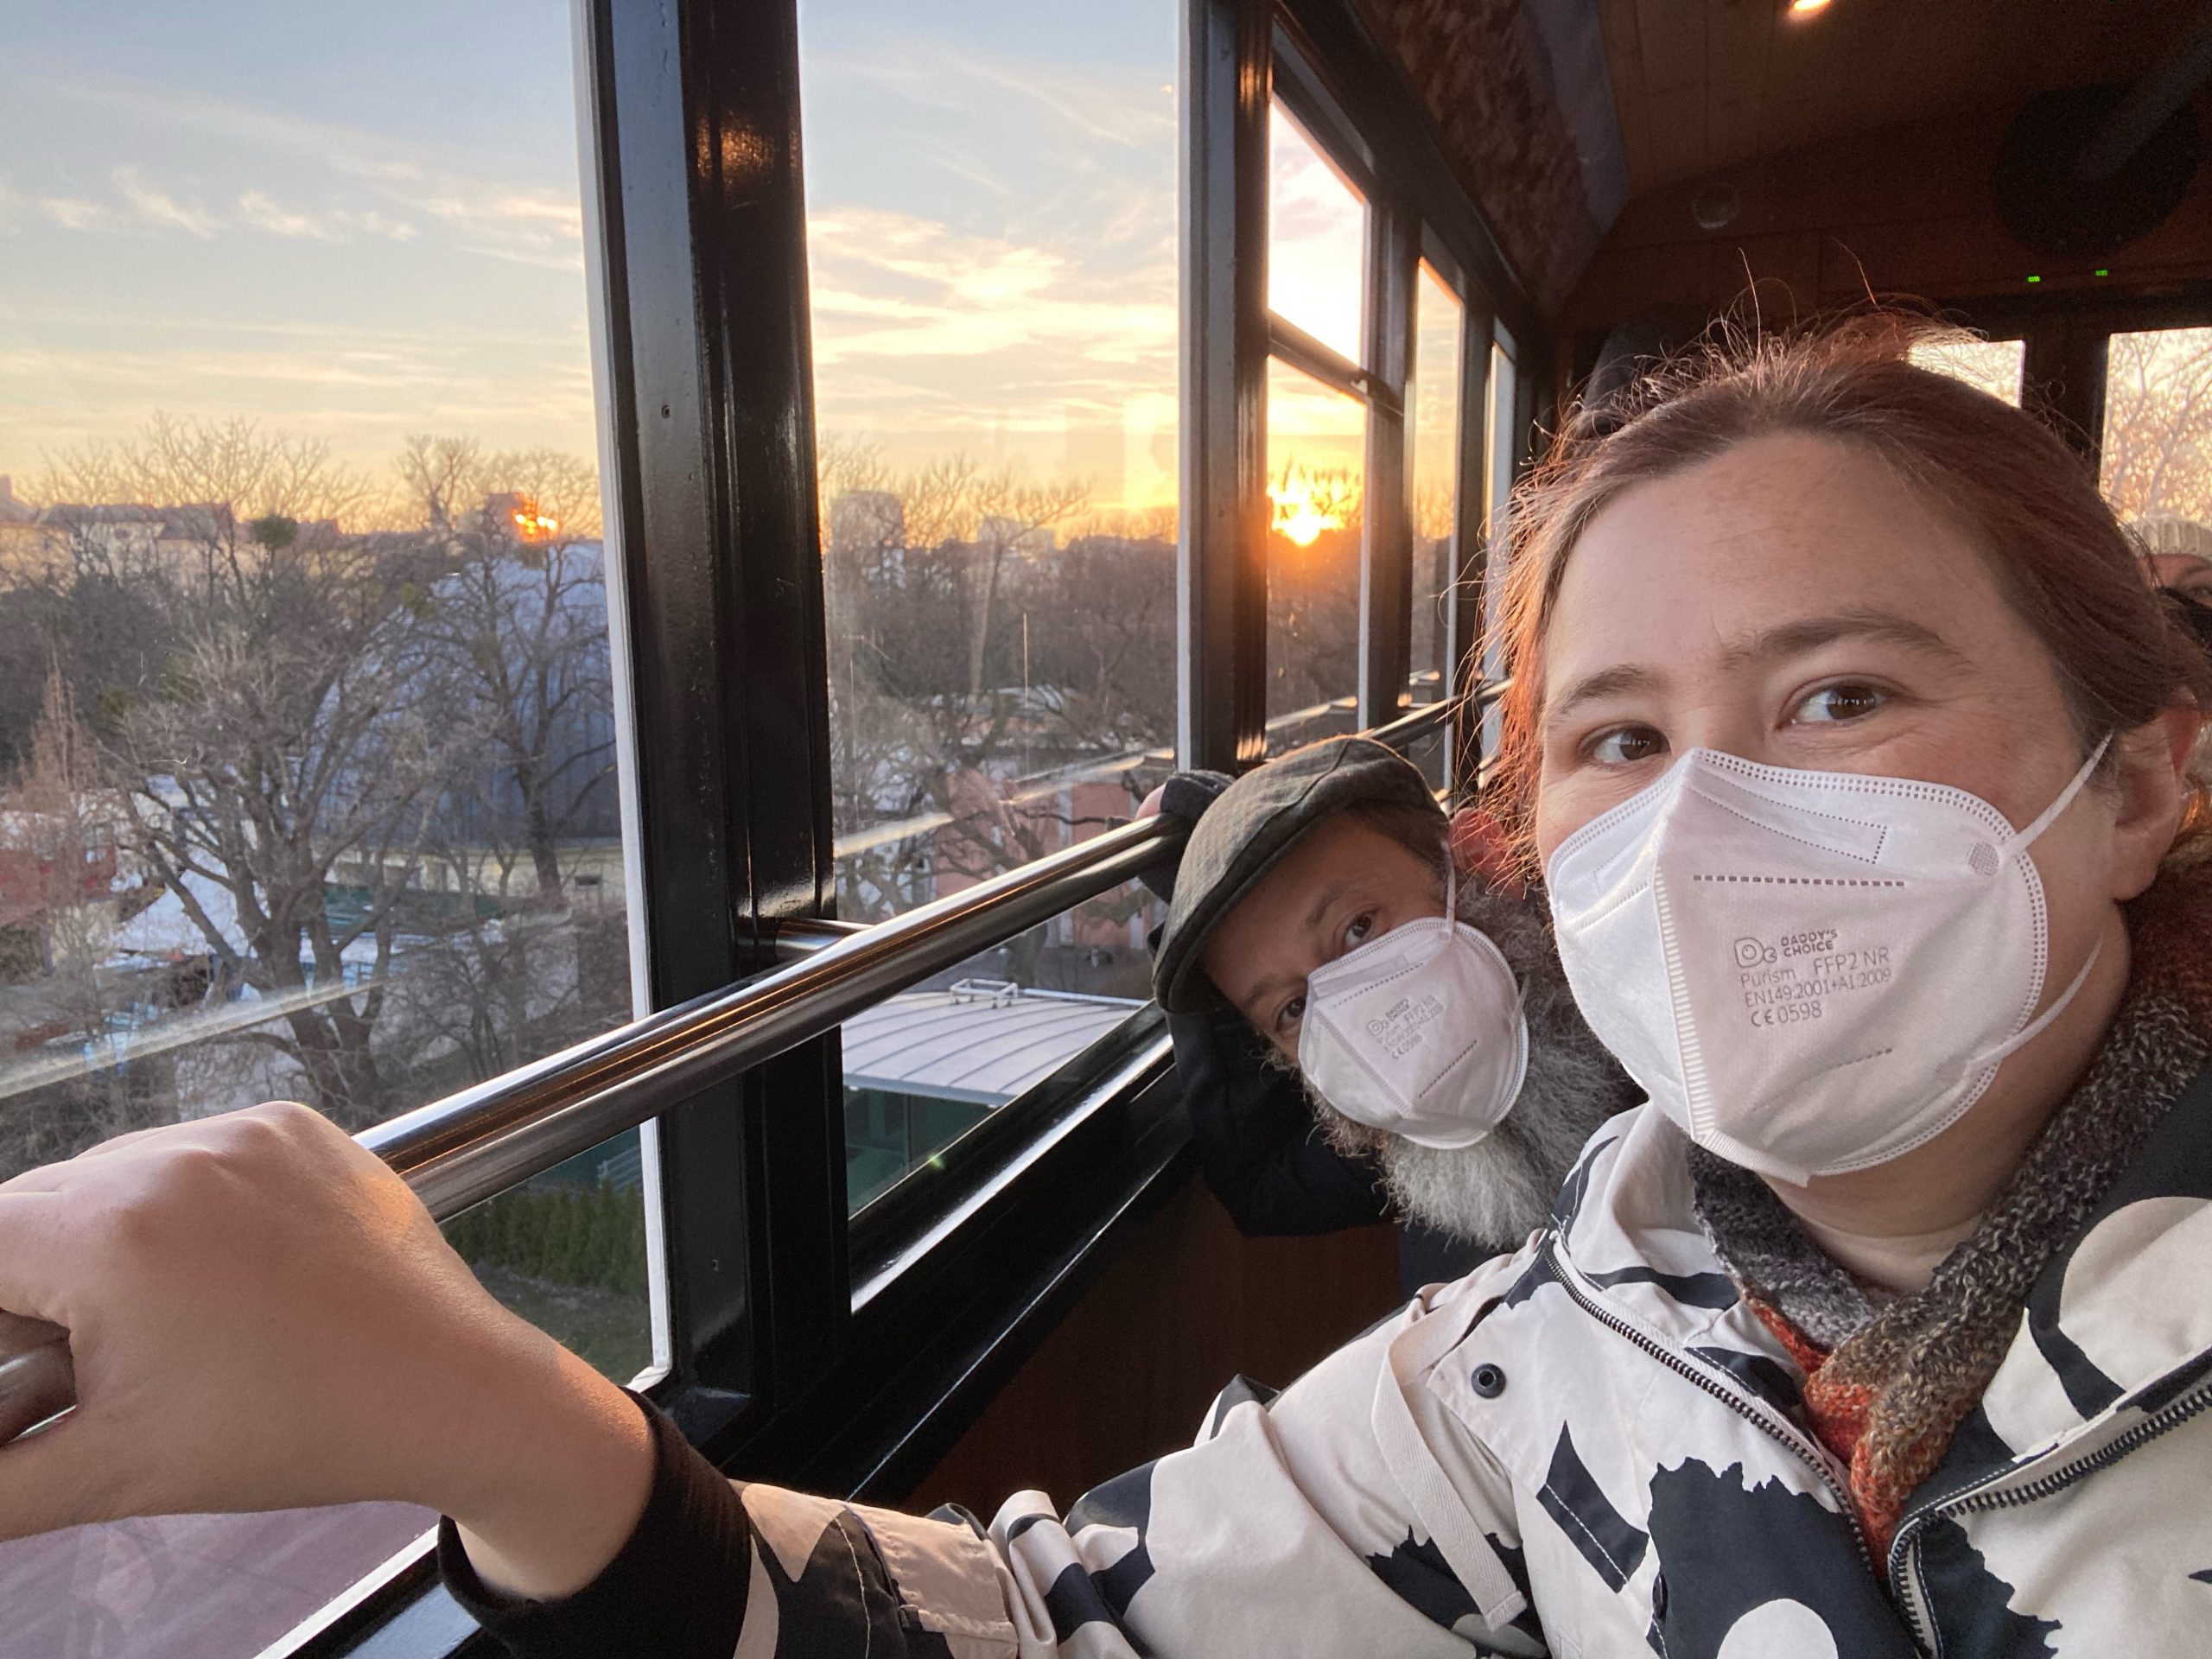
[1546,610,1967,727]
[1716,608,1971,673]
[1547,663,1663,725]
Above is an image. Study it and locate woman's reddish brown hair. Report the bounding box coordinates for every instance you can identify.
[1484,315,2212,868]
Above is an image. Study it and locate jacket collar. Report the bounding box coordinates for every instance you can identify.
[1549,1066,2212,1479]
[1945,1062,2212,1478]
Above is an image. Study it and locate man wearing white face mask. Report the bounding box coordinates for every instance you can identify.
[1144,736,1637,1269]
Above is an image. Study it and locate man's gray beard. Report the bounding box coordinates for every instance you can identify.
[1284,879,1638,1251]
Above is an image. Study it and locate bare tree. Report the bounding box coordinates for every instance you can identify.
[36,413,375,531]
[1266,464,1364,723]
[0,672,173,1177]
[817,440,1177,960]
[397,439,615,905]
[2101,328,2212,524]
[16,418,481,1127]
[394,434,486,534]
[96,524,476,1126]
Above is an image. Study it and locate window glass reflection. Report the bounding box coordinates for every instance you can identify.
[1267,101,1367,363]
[1266,358,1365,751]
[842,877,1156,1217]
[1408,263,1463,711]
[0,2,645,1648]
[797,2,1179,1216]
[1475,340,1517,768]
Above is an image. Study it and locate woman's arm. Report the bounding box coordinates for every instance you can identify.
[0,1103,652,1599]
[0,1103,1542,1656]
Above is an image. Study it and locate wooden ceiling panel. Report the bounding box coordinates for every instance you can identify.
[1608,0,2207,198]
[1634,0,1710,186]
[1701,0,1776,166]
[1598,0,1656,193]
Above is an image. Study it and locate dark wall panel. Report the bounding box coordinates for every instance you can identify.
[901,1177,1402,1517]
[1559,96,2212,377]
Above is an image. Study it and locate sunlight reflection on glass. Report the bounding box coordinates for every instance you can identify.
[1408,263,1462,708]
[797,1,1181,1214]
[1268,101,1366,364]
[1267,358,1364,749]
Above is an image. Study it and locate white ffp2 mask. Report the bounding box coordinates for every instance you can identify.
[1545,743,2107,1184]
[1297,876,1530,1151]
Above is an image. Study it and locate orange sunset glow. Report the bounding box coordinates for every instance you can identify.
[1269,461,1352,547]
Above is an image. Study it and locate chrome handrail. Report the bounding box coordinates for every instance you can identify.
[0,685,1503,1444]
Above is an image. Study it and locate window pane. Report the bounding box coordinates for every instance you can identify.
[1476,340,1518,768]
[1408,264,1464,715]
[0,4,645,1647]
[1267,358,1365,752]
[798,3,1179,1211]
[1908,336,2024,405]
[842,876,1157,1217]
[1268,101,1367,363]
[2101,329,2212,560]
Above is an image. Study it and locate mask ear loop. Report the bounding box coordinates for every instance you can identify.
[2003,734,2113,855]
[1442,835,1529,1022]
[1956,732,2112,1090]
[1442,835,1459,929]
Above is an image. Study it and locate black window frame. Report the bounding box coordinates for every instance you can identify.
[280,2,1543,1651]
[1934,283,2212,467]
[1255,7,1543,789]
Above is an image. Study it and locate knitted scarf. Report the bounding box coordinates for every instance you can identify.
[1689,863,2212,1559]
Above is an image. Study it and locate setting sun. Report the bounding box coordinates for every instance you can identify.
[1270,463,1349,547]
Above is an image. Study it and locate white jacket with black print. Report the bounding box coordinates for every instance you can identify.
[461,1067,2212,1658]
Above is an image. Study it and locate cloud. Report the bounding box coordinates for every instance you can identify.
[111,165,216,237]
[802,204,1177,499]
[818,42,1175,153]
[806,206,1173,376]
[44,79,577,269]
[0,341,458,392]
[236,189,333,240]
[234,190,420,244]
[38,195,117,232]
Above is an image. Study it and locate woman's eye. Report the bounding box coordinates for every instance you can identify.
[1586,724,1667,766]
[1343,912,1375,950]
[1792,682,1889,724]
[1276,994,1306,1033]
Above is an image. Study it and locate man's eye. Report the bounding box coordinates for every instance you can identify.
[1276,994,1306,1033]
[1792,682,1888,724]
[1344,912,1375,950]
[1586,725,1666,765]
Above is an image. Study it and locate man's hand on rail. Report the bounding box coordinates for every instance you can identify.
[0,1103,653,1601]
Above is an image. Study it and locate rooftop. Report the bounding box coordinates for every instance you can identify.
[841,979,1144,1105]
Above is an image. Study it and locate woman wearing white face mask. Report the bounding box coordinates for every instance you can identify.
[1473,318,2212,1649]
[3,322,2208,1659]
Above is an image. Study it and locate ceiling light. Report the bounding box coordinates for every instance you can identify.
[1789,0,1832,14]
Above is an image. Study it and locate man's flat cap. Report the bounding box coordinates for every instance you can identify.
[1152,736,1444,1014]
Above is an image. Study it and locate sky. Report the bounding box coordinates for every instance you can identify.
[797,0,1180,515]
[2,1,1376,524]
[1,1,598,505]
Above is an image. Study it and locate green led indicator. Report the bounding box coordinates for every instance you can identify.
[2094,267,2110,277]
[2026,274,2043,284]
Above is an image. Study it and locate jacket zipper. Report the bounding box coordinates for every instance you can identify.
[1536,1241,1878,1582]
[1885,1376,2212,1649]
